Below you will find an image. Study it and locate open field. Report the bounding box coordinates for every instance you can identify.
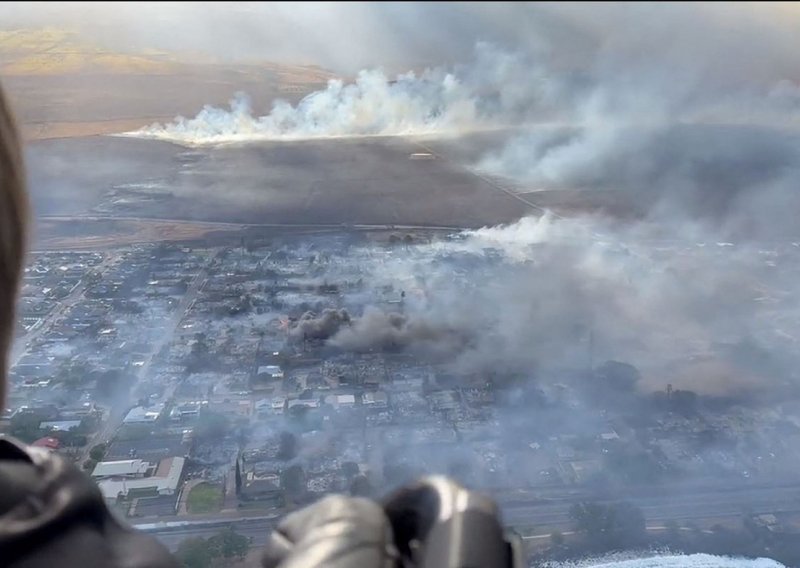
[5,72,319,141]
[0,28,335,140]
[26,135,535,228]
[19,118,176,141]
[32,218,243,250]
[187,483,223,515]
[28,122,800,234]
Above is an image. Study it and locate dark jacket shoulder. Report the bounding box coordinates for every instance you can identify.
[0,436,177,568]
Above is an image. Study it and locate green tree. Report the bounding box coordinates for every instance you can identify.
[9,410,45,443]
[612,502,647,544]
[175,529,250,568]
[665,519,682,542]
[281,464,306,500]
[235,458,242,495]
[207,527,249,560]
[89,443,107,462]
[175,537,212,568]
[569,501,646,550]
[570,502,610,537]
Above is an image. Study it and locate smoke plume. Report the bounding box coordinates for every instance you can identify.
[116,3,800,238]
[330,307,470,354]
[120,3,800,153]
[337,213,800,397]
[289,309,351,341]
[120,42,563,145]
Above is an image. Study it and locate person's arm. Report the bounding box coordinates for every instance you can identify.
[262,494,399,568]
[0,437,178,568]
[0,82,28,407]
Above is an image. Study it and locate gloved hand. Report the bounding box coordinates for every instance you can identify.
[261,495,400,568]
[261,477,516,568]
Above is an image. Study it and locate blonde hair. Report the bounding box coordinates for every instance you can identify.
[0,83,27,408]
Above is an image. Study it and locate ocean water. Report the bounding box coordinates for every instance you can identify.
[542,553,786,568]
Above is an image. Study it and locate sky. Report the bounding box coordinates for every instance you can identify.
[1,2,799,77]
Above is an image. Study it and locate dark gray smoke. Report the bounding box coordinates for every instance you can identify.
[330,307,470,354]
[289,309,351,341]
[338,213,800,398]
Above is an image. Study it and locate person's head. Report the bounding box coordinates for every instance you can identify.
[0,83,27,408]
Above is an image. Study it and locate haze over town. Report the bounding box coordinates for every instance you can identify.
[4,3,800,567]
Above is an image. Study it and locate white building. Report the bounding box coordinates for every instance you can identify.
[96,457,185,501]
[39,420,81,432]
[123,403,165,424]
[92,459,151,480]
[257,365,284,380]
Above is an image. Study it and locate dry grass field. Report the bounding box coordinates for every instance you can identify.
[0,28,334,140]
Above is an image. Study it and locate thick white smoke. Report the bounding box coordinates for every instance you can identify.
[125,72,475,145]
[121,44,556,146]
[343,211,800,396]
[121,35,800,232]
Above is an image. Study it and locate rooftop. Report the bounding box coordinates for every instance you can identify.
[257,365,284,378]
[96,457,185,500]
[123,403,165,424]
[39,419,81,431]
[92,459,151,478]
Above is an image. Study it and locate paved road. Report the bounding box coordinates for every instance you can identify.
[139,482,800,550]
[37,214,469,233]
[501,484,800,527]
[148,517,280,550]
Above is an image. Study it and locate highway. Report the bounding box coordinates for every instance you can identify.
[37,214,470,233]
[138,482,800,550]
[501,484,800,527]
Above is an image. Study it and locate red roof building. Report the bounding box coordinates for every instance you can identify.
[31,436,60,450]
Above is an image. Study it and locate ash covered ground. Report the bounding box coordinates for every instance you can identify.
[25,134,530,228]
